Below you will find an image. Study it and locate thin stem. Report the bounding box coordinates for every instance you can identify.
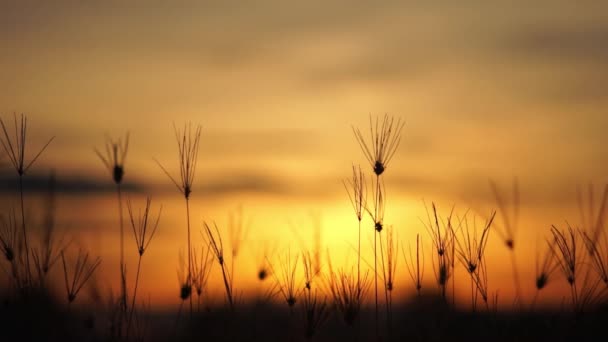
[117,184,127,313]
[373,174,379,340]
[357,219,361,294]
[186,198,193,318]
[220,262,234,310]
[19,175,31,285]
[373,225,378,340]
[378,231,390,335]
[126,254,143,338]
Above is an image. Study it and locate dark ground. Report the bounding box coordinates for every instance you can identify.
[2,290,608,342]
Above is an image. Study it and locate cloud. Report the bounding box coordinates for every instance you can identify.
[0,171,144,194]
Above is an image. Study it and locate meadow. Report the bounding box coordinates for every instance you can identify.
[1,113,607,342]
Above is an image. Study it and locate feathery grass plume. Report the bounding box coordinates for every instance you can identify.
[192,244,214,312]
[302,250,318,291]
[326,256,371,327]
[531,236,557,310]
[268,248,300,309]
[0,113,54,285]
[489,178,523,308]
[255,241,277,282]
[0,208,19,263]
[301,289,330,341]
[403,233,425,296]
[203,221,234,310]
[344,164,367,292]
[550,224,580,310]
[126,197,161,336]
[422,202,455,301]
[0,208,25,290]
[577,184,608,255]
[228,205,251,285]
[582,231,608,286]
[155,122,201,317]
[177,250,191,301]
[94,132,130,185]
[352,114,405,177]
[95,132,130,316]
[454,211,495,311]
[60,249,101,304]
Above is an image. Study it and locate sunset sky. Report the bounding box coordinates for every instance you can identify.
[1,1,607,309]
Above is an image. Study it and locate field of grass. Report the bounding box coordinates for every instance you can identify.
[1,113,607,341]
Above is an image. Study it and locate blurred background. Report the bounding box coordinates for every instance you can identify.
[1,0,607,310]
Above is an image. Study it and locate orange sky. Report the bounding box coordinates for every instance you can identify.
[1,1,607,310]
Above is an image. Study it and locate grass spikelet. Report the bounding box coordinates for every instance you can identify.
[550,224,579,310]
[352,114,405,176]
[326,256,371,327]
[192,243,214,312]
[60,249,101,304]
[454,211,495,310]
[126,197,162,336]
[269,248,300,309]
[203,221,234,310]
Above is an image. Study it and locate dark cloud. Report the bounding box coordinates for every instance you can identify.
[0,171,144,194]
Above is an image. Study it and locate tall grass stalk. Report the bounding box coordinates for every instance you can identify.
[95,132,129,315]
[126,197,161,337]
[155,122,202,318]
[352,113,404,338]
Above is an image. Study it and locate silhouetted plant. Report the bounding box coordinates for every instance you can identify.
[550,224,579,310]
[0,113,54,286]
[454,211,495,311]
[126,196,162,337]
[155,122,201,318]
[326,257,371,328]
[60,249,101,304]
[228,205,250,286]
[490,179,523,308]
[344,164,367,293]
[32,172,69,287]
[403,233,425,297]
[268,249,300,310]
[423,202,455,301]
[301,289,330,341]
[531,236,557,309]
[352,114,405,177]
[95,131,130,325]
[192,243,214,312]
[203,221,234,310]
